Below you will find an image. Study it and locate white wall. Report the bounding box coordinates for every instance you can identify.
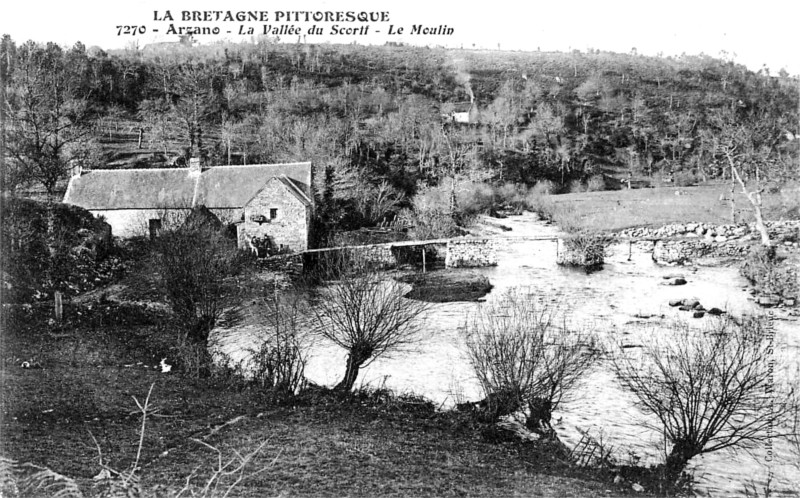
[92,209,191,238]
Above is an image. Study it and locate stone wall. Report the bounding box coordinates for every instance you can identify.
[238,178,311,253]
[93,207,243,238]
[92,208,193,238]
[302,245,396,273]
[209,208,243,225]
[361,245,396,268]
[618,220,799,246]
[617,220,800,265]
[445,239,497,268]
[652,239,749,265]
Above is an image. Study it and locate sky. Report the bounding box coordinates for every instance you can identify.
[3,0,799,75]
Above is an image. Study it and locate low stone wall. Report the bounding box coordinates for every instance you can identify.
[445,239,497,268]
[652,239,750,265]
[616,220,800,266]
[618,220,800,246]
[302,245,396,272]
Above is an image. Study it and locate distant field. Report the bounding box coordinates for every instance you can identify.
[549,184,796,232]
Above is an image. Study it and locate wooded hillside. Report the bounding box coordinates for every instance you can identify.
[2,36,798,232]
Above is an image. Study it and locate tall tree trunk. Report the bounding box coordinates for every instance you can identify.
[525,397,554,435]
[335,354,362,391]
[729,156,771,246]
[664,438,702,480]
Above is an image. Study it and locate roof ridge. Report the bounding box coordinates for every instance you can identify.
[82,168,188,173]
[203,162,311,170]
[84,162,311,174]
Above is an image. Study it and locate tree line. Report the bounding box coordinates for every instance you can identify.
[2,35,798,233]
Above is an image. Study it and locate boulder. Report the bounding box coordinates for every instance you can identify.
[663,278,687,286]
[679,305,693,311]
[668,299,683,307]
[693,311,706,318]
[707,307,725,315]
[756,295,781,307]
[682,299,700,308]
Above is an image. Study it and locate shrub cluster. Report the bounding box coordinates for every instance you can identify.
[1,197,114,302]
[740,245,799,301]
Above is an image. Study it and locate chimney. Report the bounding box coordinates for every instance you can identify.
[70,160,82,178]
[188,157,201,175]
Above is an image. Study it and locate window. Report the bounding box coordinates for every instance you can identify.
[270,208,278,220]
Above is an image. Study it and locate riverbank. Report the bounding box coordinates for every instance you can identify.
[0,302,647,497]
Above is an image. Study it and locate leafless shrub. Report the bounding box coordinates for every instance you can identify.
[568,427,617,469]
[153,223,249,357]
[248,288,311,396]
[0,457,83,498]
[88,383,155,497]
[356,180,407,225]
[177,439,280,498]
[611,316,799,479]
[558,233,608,270]
[789,366,800,475]
[463,289,599,435]
[586,174,606,192]
[568,179,586,194]
[311,256,429,391]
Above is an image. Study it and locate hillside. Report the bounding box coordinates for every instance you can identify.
[2,37,798,234]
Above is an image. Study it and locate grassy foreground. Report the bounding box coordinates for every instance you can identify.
[0,302,643,497]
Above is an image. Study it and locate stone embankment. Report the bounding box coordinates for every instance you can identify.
[617,220,799,245]
[445,239,497,268]
[616,220,799,266]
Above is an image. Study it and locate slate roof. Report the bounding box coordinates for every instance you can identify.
[63,162,312,210]
[273,176,314,207]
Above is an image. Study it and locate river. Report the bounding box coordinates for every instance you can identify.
[223,212,800,495]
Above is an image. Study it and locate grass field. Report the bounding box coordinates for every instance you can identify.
[546,183,797,233]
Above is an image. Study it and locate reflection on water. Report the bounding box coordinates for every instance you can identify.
[237,212,800,495]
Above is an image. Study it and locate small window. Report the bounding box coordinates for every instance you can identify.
[269,208,278,220]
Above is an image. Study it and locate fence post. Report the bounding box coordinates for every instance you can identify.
[54,291,63,322]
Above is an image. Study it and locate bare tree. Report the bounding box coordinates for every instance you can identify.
[463,289,599,435]
[706,106,784,246]
[612,316,798,479]
[153,218,248,351]
[311,254,428,391]
[4,41,93,195]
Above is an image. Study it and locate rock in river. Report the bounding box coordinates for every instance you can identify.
[756,295,781,307]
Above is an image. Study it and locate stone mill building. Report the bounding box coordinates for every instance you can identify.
[62,160,313,252]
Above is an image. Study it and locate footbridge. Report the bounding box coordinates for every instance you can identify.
[298,235,562,271]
